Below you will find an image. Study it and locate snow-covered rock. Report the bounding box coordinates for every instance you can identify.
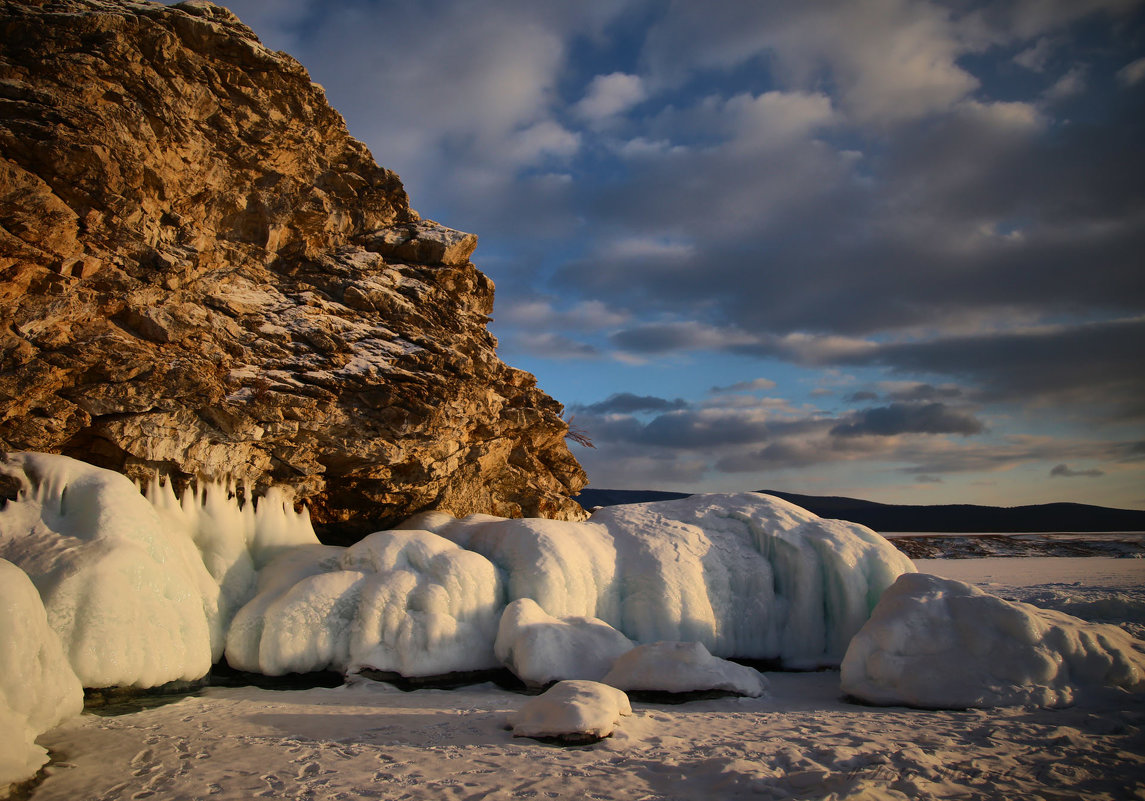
[412,493,914,668]
[0,453,216,688]
[841,573,1145,708]
[225,530,503,677]
[507,680,632,743]
[602,641,768,698]
[495,598,635,687]
[0,558,84,787]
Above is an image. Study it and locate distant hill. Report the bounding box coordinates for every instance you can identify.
[574,488,1145,532]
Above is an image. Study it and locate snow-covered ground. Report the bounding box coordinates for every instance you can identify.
[25,556,1145,801]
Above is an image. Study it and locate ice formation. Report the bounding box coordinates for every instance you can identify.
[407,493,915,668]
[147,476,319,659]
[495,598,635,687]
[225,530,503,677]
[840,573,1145,708]
[602,641,769,697]
[0,453,914,690]
[0,558,84,787]
[0,453,216,688]
[507,680,632,742]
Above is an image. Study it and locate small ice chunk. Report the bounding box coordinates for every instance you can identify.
[507,680,632,743]
[841,573,1145,708]
[495,598,635,687]
[0,559,84,786]
[602,641,769,697]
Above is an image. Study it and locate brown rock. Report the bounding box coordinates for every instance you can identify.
[0,0,587,537]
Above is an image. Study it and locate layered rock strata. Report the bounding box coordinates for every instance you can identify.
[0,0,587,536]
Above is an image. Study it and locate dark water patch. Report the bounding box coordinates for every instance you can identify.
[84,677,207,716]
[354,666,521,692]
[208,659,345,691]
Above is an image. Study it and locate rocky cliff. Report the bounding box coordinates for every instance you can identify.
[0,0,587,536]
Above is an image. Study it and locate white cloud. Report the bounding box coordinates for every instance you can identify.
[498,299,629,331]
[1117,57,1145,86]
[575,72,647,121]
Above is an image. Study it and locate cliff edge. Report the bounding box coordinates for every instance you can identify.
[0,0,587,536]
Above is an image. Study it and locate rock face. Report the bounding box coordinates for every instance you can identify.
[0,0,587,536]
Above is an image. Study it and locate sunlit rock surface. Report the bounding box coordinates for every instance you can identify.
[0,0,586,537]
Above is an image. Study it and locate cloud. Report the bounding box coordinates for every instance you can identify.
[497,298,629,331]
[576,393,688,415]
[1043,65,1087,101]
[500,332,601,360]
[575,72,647,121]
[829,402,986,438]
[1117,57,1145,86]
[710,378,777,394]
[1014,37,1054,71]
[1050,464,1106,478]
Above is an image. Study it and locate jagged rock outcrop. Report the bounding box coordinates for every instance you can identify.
[0,0,587,536]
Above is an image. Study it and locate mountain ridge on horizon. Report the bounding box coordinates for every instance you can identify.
[574,488,1145,533]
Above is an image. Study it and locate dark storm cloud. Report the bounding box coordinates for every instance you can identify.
[829,403,986,438]
[576,393,688,415]
[857,317,1145,420]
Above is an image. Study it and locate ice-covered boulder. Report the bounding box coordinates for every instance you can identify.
[602,641,768,698]
[0,559,85,787]
[225,530,503,677]
[507,680,632,743]
[0,453,216,688]
[841,573,1145,708]
[495,598,635,687]
[413,493,914,668]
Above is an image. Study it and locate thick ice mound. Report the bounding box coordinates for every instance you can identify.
[602,641,768,697]
[0,453,216,688]
[507,680,632,742]
[495,598,635,687]
[409,493,914,668]
[0,559,84,787]
[225,530,503,677]
[841,573,1145,708]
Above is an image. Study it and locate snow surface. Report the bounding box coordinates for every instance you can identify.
[0,454,216,689]
[0,559,83,788]
[507,680,632,741]
[602,641,769,698]
[841,572,1145,708]
[495,598,635,687]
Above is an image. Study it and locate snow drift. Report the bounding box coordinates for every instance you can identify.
[841,573,1145,708]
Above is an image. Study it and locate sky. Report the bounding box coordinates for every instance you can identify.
[219,0,1145,509]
